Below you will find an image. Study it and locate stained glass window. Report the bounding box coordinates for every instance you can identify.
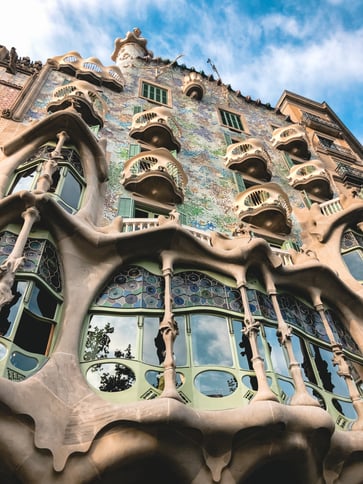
[95,266,164,309]
[171,271,242,311]
[0,232,62,293]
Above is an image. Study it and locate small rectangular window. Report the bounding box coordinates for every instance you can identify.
[140,80,170,106]
[219,108,244,131]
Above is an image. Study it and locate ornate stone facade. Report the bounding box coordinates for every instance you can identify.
[0,29,362,484]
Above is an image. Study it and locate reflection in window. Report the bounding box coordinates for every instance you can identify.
[194,370,238,397]
[86,363,136,392]
[0,280,26,337]
[310,344,349,397]
[145,370,184,391]
[263,326,289,377]
[342,251,363,282]
[290,334,317,385]
[332,399,357,420]
[83,314,137,361]
[143,316,187,367]
[190,314,233,366]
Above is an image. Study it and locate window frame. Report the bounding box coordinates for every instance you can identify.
[8,158,86,214]
[218,107,245,132]
[139,79,171,107]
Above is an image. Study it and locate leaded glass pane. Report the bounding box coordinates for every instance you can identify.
[256,291,276,320]
[172,271,242,311]
[95,266,164,309]
[341,230,359,250]
[326,310,361,355]
[22,238,44,273]
[277,294,329,342]
[37,241,62,293]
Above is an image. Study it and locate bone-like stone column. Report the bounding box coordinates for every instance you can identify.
[0,205,40,309]
[312,291,363,430]
[35,131,69,193]
[236,271,277,403]
[159,251,183,401]
[262,267,319,406]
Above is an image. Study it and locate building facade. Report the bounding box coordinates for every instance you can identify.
[0,29,362,483]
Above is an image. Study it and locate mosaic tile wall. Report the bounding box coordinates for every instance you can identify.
[24,58,312,240]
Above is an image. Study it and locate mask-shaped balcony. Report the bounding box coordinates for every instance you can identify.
[288,160,333,200]
[271,124,310,160]
[122,147,187,204]
[129,107,181,152]
[224,138,272,181]
[47,80,106,127]
[182,72,205,100]
[234,182,292,234]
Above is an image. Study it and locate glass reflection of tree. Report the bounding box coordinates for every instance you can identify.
[84,322,114,360]
[84,321,136,392]
[98,362,136,392]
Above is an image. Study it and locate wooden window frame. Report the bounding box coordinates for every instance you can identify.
[139,79,171,107]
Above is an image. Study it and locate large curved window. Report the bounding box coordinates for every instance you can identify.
[0,232,62,381]
[79,265,362,424]
[7,144,85,214]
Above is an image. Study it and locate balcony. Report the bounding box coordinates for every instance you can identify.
[288,160,333,200]
[129,107,181,152]
[182,72,205,100]
[122,148,187,204]
[50,51,125,92]
[120,218,294,266]
[47,80,106,127]
[224,138,272,181]
[271,124,310,160]
[234,182,292,234]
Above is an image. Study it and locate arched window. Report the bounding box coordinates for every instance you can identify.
[0,231,62,381]
[8,143,85,214]
[79,265,363,424]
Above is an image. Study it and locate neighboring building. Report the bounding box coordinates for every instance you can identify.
[0,29,362,483]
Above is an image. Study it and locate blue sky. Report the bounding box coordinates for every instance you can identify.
[2,0,363,143]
